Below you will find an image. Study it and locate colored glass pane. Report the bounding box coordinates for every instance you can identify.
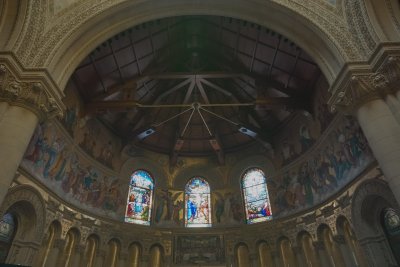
[185,177,211,227]
[242,168,272,224]
[0,213,15,242]
[125,170,154,225]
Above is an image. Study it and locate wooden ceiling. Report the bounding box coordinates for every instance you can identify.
[70,16,321,165]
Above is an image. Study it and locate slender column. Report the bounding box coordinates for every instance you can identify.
[118,253,128,267]
[258,242,273,267]
[128,243,141,267]
[343,220,368,267]
[34,225,56,267]
[271,251,281,267]
[301,235,320,267]
[249,253,258,267]
[45,239,64,267]
[334,235,354,267]
[314,241,331,267]
[293,246,307,267]
[94,249,106,267]
[0,63,63,206]
[71,245,83,267]
[148,246,162,267]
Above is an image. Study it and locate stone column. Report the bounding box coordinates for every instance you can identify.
[293,246,307,267]
[249,253,258,267]
[71,245,84,267]
[0,61,63,206]
[94,249,106,267]
[45,239,64,267]
[271,251,281,267]
[334,235,354,267]
[329,56,400,206]
[118,252,128,267]
[314,241,331,267]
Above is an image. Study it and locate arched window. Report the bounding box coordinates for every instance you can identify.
[185,177,211,227]
[125,170,154,225]
[0,213,16,263]
[241,168,272,224]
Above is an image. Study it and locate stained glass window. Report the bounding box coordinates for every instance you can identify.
[185,177,211,227]
[242,168,272,224]
[0,213,16,262]
[125,170,154,225]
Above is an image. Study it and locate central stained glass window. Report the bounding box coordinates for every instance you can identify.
[125,170,154,225]
[185,177,211,227]
[242,168,273,224]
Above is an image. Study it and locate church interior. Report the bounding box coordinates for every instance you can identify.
[0,0,400,266]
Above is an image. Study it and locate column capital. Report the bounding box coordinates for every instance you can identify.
[329,55,400,114]
[0,58,64,121]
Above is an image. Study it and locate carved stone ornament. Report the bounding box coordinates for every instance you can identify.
[0,64,63,121]
[329,56,400,114]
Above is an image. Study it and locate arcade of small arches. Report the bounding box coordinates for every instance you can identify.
[0,174,399,266]
[2,0,400,267]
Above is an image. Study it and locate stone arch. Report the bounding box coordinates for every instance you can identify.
[120,157,167,189]
[228,155,275,189]
[35,0,359,89]
[0,185,46,244]
[351,178,399,239]
[351,178,400,265]
[362,0,400,41]
[0,0,29,50]
[174,164,223,190]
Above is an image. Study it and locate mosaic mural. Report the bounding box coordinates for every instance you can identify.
[22,122,126,220]
[269,116,374,217]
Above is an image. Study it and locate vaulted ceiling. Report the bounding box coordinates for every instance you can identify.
[70,16,321,165]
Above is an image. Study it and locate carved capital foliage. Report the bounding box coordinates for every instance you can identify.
[329,56,400,114]
[0,62,64,121]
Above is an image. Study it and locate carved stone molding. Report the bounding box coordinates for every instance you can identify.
[329,55,400,114]
[0,63,63,120]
